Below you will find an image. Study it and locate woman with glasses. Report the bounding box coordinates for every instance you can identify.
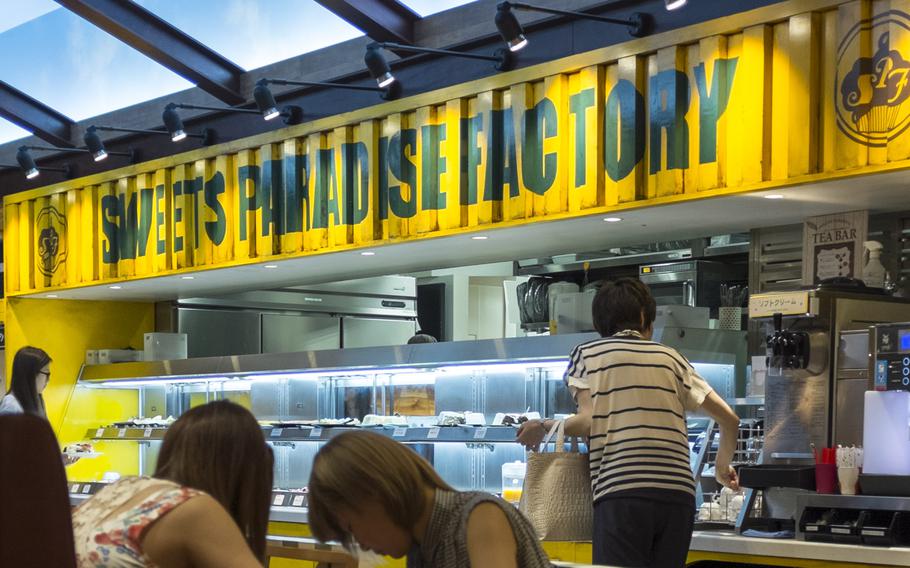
[0,346,52,417]
[0,346,77,465]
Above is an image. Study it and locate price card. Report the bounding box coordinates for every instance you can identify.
[292,495,305,507]
[427,427,441,440]
[117,428,127,438]
[81,485,92,494]
[473,427,488,440]
[71,484,81,493]
[393,427,407,438]
[309,428,323,438]
[95,428,105,438]
[270,428,284,438]
[143,428,153,438]
[273,494,285,506]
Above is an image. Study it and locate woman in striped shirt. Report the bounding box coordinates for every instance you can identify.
[519,278,740,567]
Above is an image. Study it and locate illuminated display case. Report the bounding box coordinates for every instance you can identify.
[63,330,747,523]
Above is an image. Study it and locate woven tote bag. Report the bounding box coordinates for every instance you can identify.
[519,420,593,541]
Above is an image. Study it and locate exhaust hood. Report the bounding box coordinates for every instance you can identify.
[516,236,749,276]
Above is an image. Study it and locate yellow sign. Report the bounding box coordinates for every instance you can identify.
[6,0,910,296]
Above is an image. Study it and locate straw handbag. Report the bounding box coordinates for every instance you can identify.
[519,420,593,541]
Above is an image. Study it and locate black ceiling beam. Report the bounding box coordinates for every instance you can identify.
[54,0,245,105]
[0,81,75,148]
[315,0,419,44]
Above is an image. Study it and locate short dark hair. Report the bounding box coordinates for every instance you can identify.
[591,278,656,337]
[9,346,51,416]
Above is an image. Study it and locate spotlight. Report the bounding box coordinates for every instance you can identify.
[495,3,528,52]
[364,41,515,92]
[365,44,396,88]
[163,104,187,142]
[12,146,72,180]
[83,126,108,162]
[253,81,282,120]
[256,77,399,105]
[17,146,39,179]
[494,1,652,46]
[665,0,687,10]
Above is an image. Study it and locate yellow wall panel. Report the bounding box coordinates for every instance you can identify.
[506,83,532,221]
[540,74,569,216]
[787,12,821,176]
[18,199,35,291]
[885,0,910,162]
[152,168,174,274]
[770,22,791,181]
[835,0,872,169]
[235,149,258,259]
[213,154,235,264]
[820,9,839,172]
[329,127,354,248]
[256,143,281,258]
[441,99,467,231]
[415,105,442,233]
[567,65,603,212]
[5,202,20,294]
[304,133,329,252]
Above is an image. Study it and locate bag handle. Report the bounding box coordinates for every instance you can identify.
[540,419,567,453]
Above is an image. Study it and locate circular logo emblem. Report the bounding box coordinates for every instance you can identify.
[836,12,910,147]
[35,205,67,277]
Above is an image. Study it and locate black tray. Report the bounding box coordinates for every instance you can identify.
[859,474,910,497]
[738,465,816,490]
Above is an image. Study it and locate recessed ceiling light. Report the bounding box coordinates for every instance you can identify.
[46,294,58,299]
[361,251,376,256]
[603,217,623,223]
[181,276,195,280]
[264,264,279,269]
[471,235,489,240]
[764,194,785,199]
[109,285,122,290]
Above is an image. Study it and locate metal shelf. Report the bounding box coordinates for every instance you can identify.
[85,427,168,440]
[86,425,525,444]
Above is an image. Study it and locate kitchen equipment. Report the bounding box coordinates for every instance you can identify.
[639,260,746,311]
[143,333,187,361]
[551,290,595,334]
[96,349,143,364]
[862,391,910,477]
[749,288,910,455]
[547,282,580,334]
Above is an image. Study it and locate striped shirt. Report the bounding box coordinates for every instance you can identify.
[566,333,712,504]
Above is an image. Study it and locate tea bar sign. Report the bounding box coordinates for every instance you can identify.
[802,211,868,286]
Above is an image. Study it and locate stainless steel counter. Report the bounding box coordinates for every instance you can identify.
[690,530,910,566]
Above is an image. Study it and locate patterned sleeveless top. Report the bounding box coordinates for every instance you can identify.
[407,490,551,568]
[72,476,204,567]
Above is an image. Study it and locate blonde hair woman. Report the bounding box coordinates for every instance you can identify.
[308,431,550,568]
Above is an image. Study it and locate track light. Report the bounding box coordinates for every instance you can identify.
[20,143,132,172]
[495,3,527,52]
[494,1,652,52]
[162,104,221,143]
[365,44,396,88]
[164,99,303,134]
[364,41,515,89]
[255,77,400,111]
[249,81,304,123]
[13,147,72,179]
[665,0,687,9]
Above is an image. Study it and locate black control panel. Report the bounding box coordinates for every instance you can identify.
[873,323,910,391]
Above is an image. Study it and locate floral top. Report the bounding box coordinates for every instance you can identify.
[72,476,204,567]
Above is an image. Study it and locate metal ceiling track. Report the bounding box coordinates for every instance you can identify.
[54,0,245,105]
[0,81,75,148]
[314,0,419,44]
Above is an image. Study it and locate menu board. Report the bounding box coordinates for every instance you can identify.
[764,372,828,456]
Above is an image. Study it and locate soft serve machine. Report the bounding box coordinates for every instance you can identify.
[738,285,910,541]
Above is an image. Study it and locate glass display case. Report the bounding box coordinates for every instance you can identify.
[63,330,748,524]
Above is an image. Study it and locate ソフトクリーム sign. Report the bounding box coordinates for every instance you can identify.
[7,0,910,295]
